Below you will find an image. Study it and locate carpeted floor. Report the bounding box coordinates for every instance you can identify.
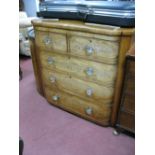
[19,57,135,155]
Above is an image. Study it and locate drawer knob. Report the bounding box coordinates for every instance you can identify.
[85,107,93,115]
[52,95,60,101]
[49,76,56,83]
[85,46,94,55]
[43,36,51,45]
[47,57,54,64]
[85,67,94,76]
[86,87,93,96]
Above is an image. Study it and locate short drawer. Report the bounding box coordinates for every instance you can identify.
[35,30,67,53]
[42,69,114,104]
[69,33,119,64]
[117,112,135,132]
[40,52,117,86]
[44,87,111,126]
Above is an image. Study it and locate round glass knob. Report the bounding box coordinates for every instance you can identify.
[43,36,51,45]
[85,107,93,115]
[85,46,94,55]
[85,67,94,76]
[52,95,60,101]
[47,57,54,64]
[86,87,93,96]
[50,76,56,83]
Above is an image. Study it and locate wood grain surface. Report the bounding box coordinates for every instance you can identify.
[44,87,111,126]
[39,52,118,86]
[31,19,134,126]
[41,69,114,104]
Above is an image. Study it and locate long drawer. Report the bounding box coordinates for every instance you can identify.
[42,69,114,104]
[44,87,111,126]
[39,52,117,86]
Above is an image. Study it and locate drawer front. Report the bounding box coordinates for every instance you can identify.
[69,34,119,64]
[118,112,135,132]
[35,30,67,53]
[42,69,114,103]
[44,87,111,125]
[40,52,117,86]
[121,94,135,113]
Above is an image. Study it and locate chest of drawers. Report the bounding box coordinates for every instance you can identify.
[30,19,134,126]
[115,45,135,133]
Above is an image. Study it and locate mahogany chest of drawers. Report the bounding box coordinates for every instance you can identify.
[30,19,134,126]
[115,45,135,133]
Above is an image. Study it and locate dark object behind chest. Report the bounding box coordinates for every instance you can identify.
[37,0,135,27]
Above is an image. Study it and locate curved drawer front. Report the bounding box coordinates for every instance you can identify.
[42,69,114,103]
[44,87,111,125]
[35,30,67,53]
[69,33,119,64]
[40,52,117,86]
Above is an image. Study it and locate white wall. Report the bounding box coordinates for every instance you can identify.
[23,0,39,17]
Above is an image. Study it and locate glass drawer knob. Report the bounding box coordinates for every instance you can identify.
[85,46,94,55]
[85,67,94,76]
[47,57,54,64]
[43,37,51,45]
[52,95,60,101]
[85,107,93,115]
[86,87,93,96]
[49,76,56,83]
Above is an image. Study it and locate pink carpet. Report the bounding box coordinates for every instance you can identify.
[19,58,135,155]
